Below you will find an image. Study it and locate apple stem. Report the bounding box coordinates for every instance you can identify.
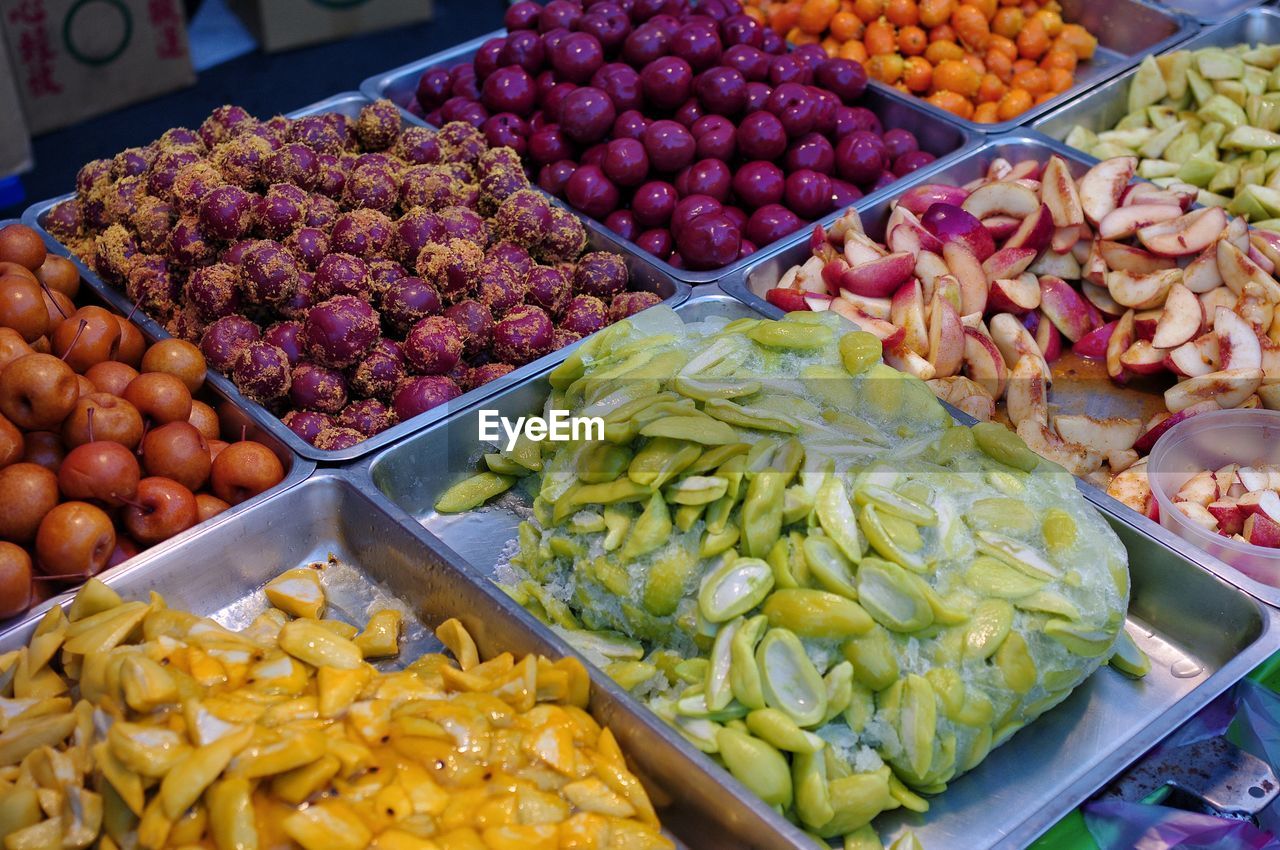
[37,280,68,319]
[241,424,247,443]
[32,573,89,583]
[137,421,150,454]
[118,495,150,514]
[60,320,87,360]
[86,407,94,444]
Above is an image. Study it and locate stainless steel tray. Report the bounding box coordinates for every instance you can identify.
[719,133,1280,612]
[2,219,314,622]
[360,32,983,287]
[871,0,1198,136]
[1151,0,1266,25]
[350,289,1280,850]
[1034,7,1280,146]
[22,92,690,465]
[0,470,808,850]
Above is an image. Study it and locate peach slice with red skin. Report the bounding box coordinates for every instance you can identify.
[1137,207,1228,257]
[1132,309,1161,342]
[1182,247,1224,294]
[1123,181,1197,210]
[828,299,907,348]
[989,312,1050,379]
[1038,275,1095,342]
[1132,399,1219,453]
[1215,306,1263,371]
[1151,282,1202,350]
[890,279,928,356]
[1098,205,1183,241]
[838,289,892,320]
[1051,224,1082,254]
[1176,501,1219,531]
[765,288,811,312]
[1119,340,1168,376]
[1083,239,1107,287]
[1208,501,1247,535]
[1097,240,1177,275]
[1250,245,1275,275]
[983,216,1022,241]
[1003,204,1054,253]
[844,231,887,266]
[1106,309,1136,383]
[838,252,916,298]
[1225,214,1251,254]
[1034,313,1063,361]
[792,256,829,294]
[1017,419,1103,476]
[888,222,944,258]
[927,294,965,379]
[962,326,1007,399]
[914,250,950,293]
[987,274,1041,315]
[883,341,935,381]
[1105,268,1180,310]
[1108,460,1153,513]
[1217,238,1280,301]
[895,183,970,217]
[1082,281,1124,318]
[1251,229,1280,269]
[1078,156,1136,226]
[1054,414,1142,456]
[962,180,1042,220]
[1041,155,1085,228]
[1074,320,1116,360]
[1164,367,1263,412]
[1028,247,1081,280]
[942,241,989,316]
[1174,470,1219,506]
[1005,354,1048,426]
[982,246,1038,282]
[827,208,865,243]
[1245,512,1280,547]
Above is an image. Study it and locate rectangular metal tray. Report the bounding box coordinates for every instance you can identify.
[5,219,314,623]
[22,92,690,465]
[0,471,812,850]
[349,289,1280,849]
[867,0,1197,136]
[360,32,984,287]
[1150,0,1267,26]
[719,133,1280,613]
[1034,7,1280,147]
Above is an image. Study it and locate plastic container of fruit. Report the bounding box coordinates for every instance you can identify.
[1034,7,1280,199]
[23,92,690,464]
[1,220,315,624]
[360,30,982,286]
[1148,408,1280,587]
[864,0,1196,136]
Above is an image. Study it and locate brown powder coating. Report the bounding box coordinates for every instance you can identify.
[158,127,205,153]
[170,161,228,217]
[185,263,242,321]
[552,328,583,350]
[95,224,138,282]
[165,306,204,343]
[367,258,405,299]
[199,105,253,147]
[356,100,402,152]
[129,197,174,253]
[342,163,399,213]
[415,238,484,303]
[291,363,349,413]
[399,165,474,211]
[349,349,406,401]
[406,315,465,375]
[573,251,628,299]
[168,216,217,268]
[609,290,662,322]
[492,189,551,250]
[477,260,526,317]
[331,209,393,258]
[242,242,300,306]
[393,126,440,165]
[561,294,609,336]
[210,135,274,189]
[537,208,588,264]
[44,199,83,241]
[337,398,395,436]
[313,426,366,450]
[76,159,112,195]
[232,341,293,402]
[478,162,531,213]
[469,362,515,389]
[436,121,486,166]
[443,299,494,357]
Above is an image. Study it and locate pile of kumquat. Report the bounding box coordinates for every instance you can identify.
[743,0,1099,122]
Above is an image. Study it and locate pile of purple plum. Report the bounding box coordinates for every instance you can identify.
[43,101,662,451]
[408,0,936,270]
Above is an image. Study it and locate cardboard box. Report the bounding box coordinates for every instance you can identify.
[1,0,195,135]
[0,21,31,176]
[230,0,433,53]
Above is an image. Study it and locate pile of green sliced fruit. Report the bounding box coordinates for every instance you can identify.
[437,307,1146,845]
[1067,46,1280,229]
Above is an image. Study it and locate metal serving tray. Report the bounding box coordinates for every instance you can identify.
[1151,0,1266,26]
[720,133,1280,612]
[3,220,314,623]
[360,32,983,287]
[22,92,689,465]
[873,0,1198,137]
[0,470,818,850]
[351,289,1280,849]
[1034,7,1280,147]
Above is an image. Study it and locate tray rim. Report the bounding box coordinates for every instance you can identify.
[347,287,1280,850]
[21,90,692,465]
[358,30,987,287]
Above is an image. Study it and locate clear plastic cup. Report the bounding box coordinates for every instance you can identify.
[1148,408,1280,587]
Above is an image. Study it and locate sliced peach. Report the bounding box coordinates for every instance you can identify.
[1041,155,1084,228]
[1176,501,1219,532]
[1078,156,1136,226]
[942,241,989,316]
[1082,281,1123,318]
[1175,469,1219,505]
[1151,282,1202,350]
[1200,287,1237,320]
[1167,333,1217,375]
[1003,203,1054,253]
[1131,399,1218,452]
[765,288,811,312]
[1055,414,1141,456]
[989,312,1049,379]
[927,294,965,379]
[1028,247,1081,280]
[1074,320,1117,360]
[888,222,943,258]
[837,289,892,319]
[1239,294,1275,336]
[1123,181,1196,210]
[1083,239,1107,287]
[927,375,995,421]
[1097,240,1177,275]
[1108,461,1153,514]
[1251,229,1280,269]
[895,183,970,217]
[1039,275,1095,342]
[805,294,833,312]
[1034,313,1063,362]
[982,246,1038,282]
[1215,306,1264,371]
[883,341,936,381]
[1119,340,1168,376]
[1137,207,1228,257]
[793,256,828,294]
[839,252,916,298]
[1260,381,1280,410]
[1106,309,1136,383]
[828,208,865,243]
[1109,449,1140,473]
[823,258,850,293]
[1251,245,1276,275]
[962,180,1041,220]
[1182,247,1224,294]
[1105,268,1180,310]
[1164,367,1264,412]
[914,250,950,294]
[1208,500,1247,535]
[1225,214,1251,254]
[890,279,928,356]
[1017,419,1103,476]
[828,299,907,348]
[1245,512,1280,547]
[1008,160,1043,181]
[962,326,1007,399]
[1005,354,1048,427]
[987,273,1041,315]
[844,231,887,266]
[1217,238,1280,301]
[1133,309,1161,342]
[1098,204,1183,241]
[983,216,1022,242]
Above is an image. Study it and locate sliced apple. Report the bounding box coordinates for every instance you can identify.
[765,288,810,312]
[927,294,964,379]
[1107,461,1153,514]
[1006,354,1048,427]
[1245,512,1280,547]
[1238,466,1271,492]
[1034,313,1063,362]
[1074,320,1116,360]
[1041,155,1084,228]
[1137,207,1228,257]
[1167,334,1218,377]
[883,341,935,381]
[1105,267,1180,310]
[887,208,944,256]
[1097,240,1177,274]
[1164,367,1264,412]
[1017,419,1103,476]
[1038,275,1095,342]
[1028,247,1081,280]
[1119,340,1168,376]
[963,326,1007,399]
[821,258,850,294]
[989,312,1050,378]
[827,208,865,243]
[777,264,799,291]
[942,241,989,316]
[1217,238,1280,301]
[837,289,892,319]
[1082,281,1123,317]
[1009,160,1042,181]
[1106,309,1136,383]
[927,375,995,421]
[839,252,915,298]
[895,183,970,216]
[793,255,828,294]
[982,246,1037,282]
[1150,282,1202,349]
[1225,214,1250,254]
[1176,501,1219,532]
[828,299,907,348]
[1052,224,1082,255]
[844,231,887,266]
[1200,287,1237,320]
[963,180,1042,221]
[1133,309,1161,342]
[1132,399,1219,452]
[1239,294,1275,336]
[914,250,950,295]
[1098,204,1182,241]
[1078,156,1137,226]
[1003,203,1054,254]
[1055,414,1141,457]
[1175,469,1219,505]
[890,279,928,356]
[983,215,1022,241]
[987,273,1041,315]
[1208,500,1247,535]
[1215,306,1263,371]
[1123,182,1195,210]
